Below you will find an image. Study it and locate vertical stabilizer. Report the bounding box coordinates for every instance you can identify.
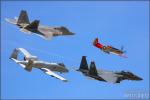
[79,56,88,70]
[25,20,39,30]
[17,10,30,24]
[89,61,98,76]
[93,38,98,45]
[9,48,18,59]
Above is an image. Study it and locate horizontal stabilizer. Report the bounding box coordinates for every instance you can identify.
[10,58,27,69]
[5,18,17,25]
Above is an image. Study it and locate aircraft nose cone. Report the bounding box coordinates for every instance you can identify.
[136,77,143,80]
[67,32,75,35]
[63,32,75,35]
[133,75,143,80]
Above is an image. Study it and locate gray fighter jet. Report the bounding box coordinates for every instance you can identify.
[10,48,69,82]
[77,56,142,83]
[5,10,74,40]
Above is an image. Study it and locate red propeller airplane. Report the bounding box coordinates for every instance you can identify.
[93,38,127,58]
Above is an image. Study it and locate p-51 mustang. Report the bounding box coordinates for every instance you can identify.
[93,38,127,58]
[77,56,142,83]
[5,10,74,40]
[10,48,69,82]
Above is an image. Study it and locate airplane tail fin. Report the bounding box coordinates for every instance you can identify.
[17,10,30,24]
[89,61,98,76]
[79,56,88,70]
[9,48,18,59]
[93,38,99,46]
[25,20,39,30]
[93,38,103,49]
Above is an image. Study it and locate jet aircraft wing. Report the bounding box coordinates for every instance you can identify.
[40,68,67,82]
[99,72,119,83]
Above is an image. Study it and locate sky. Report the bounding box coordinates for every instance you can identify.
[1,1,149,99]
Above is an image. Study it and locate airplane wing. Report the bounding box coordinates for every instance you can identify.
[35,27,53,40]
[99,72,119,83]
[108,46,123,55]
[40,68,68,82]
[38,32,53,40]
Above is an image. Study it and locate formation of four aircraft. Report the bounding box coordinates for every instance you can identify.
[6,10,142,83]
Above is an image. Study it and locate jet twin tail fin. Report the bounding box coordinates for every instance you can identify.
[89,61,98,76]
[17,10,30,24]
[79,56,98,76]
[79,56,89,70]
[25,20,39,30]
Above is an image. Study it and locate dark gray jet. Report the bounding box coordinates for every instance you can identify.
[5,10,74,40]
[77,56,142,83]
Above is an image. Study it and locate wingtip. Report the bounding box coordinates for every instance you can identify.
[63,80,68,82]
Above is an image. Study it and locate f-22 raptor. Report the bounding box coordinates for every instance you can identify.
[5,10,74,40]
[77,56,142,83]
